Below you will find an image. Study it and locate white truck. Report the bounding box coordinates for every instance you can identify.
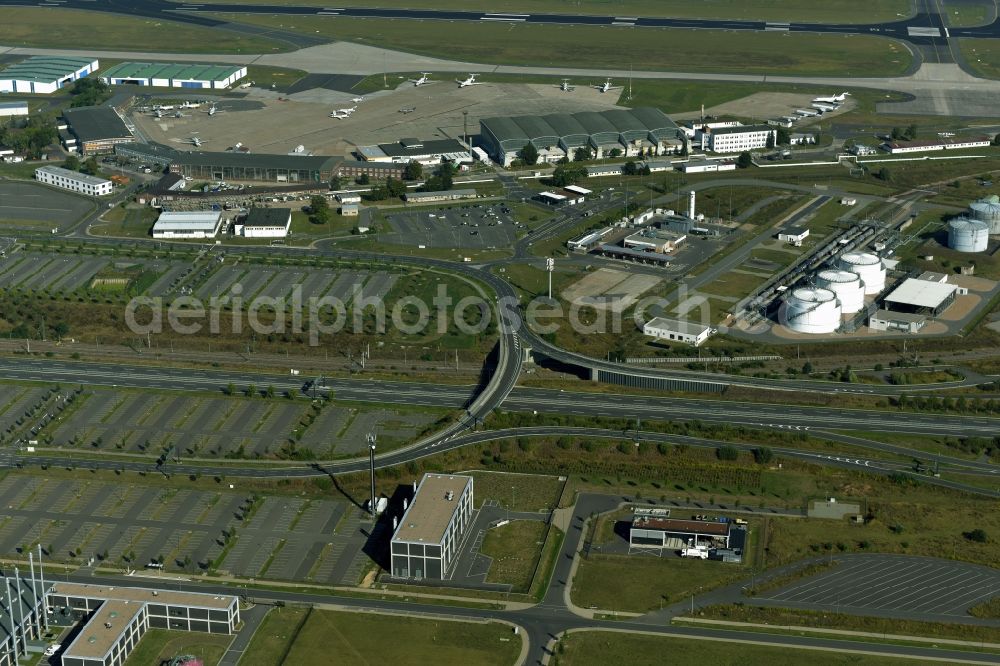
[680,546,709,559]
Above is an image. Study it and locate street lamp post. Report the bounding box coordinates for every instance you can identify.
[367,432,377,515]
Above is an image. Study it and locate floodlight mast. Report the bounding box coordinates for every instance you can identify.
[367,432,377,515]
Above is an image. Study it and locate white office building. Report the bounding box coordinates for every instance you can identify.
[699,124,776,153]
[642,317,713,346]
[35,165,112,196]
[390,474,474,580]
[152,210,224,239]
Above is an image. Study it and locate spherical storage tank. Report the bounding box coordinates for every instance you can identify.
[969,195,1000,235]
[815,269,865,314]
[782,287,842,334]
[838,251,885,295]
[948,217,990,253]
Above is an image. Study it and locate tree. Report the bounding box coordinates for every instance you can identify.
[309,195,330,225]
[622,160,639,176]
[385,176,407,198]
[717,445,739,461]
[356,173,370,185]
[80,157,99,176]
[402,160,423,180]
[64,155,80,171]
[766,132,775,149]
[518,142,539,166]
[68,77,110,107]
[329,175,342,190]
[753,447,774,464]
[226,382,236,396]
[903,124,918,140]
[890,126,903,140]
[875,167,892,182]
[608,148,622,158]
[736,152,753,169]
[573,145,593,162]
[776,128,791,145]
[265,385,275,399]
[964,528,988,543]
[246,383,256,398]
[550,164,586,187]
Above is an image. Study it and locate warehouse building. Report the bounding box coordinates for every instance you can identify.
[50,582,239,666]
[697,124,776,153]
[390,473,474,580]
[480,107,682,166]
[882,277,963,316]
[403,188,477,204]
[0,101,28,118]
[61,106,134,155]
[152,210,224,239]
[100,62,247,89]
[642,316,712,346]
[882,136,991,154]
[237,207,291,238]
[624,228,686,254]
[357,137,470,165]
[35,165,113,197]
[0,56,98,94]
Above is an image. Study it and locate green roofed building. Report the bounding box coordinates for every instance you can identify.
[100,62,247,89]
[479,106,684,166]
[0,56,99,94]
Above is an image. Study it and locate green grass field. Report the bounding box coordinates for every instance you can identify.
[214,15,911,76]
[274,609,521,665]
[469,470,564,511]
[1,7,288,53]
[959,39,1000,79]
[481,520,548,591]
[550,630,958,666]
[203,0,911,23]
[123,629,231,666]
[571,554,749,613]
[946,4,992,27]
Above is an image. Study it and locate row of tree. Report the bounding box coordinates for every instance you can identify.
[0,115,56,159]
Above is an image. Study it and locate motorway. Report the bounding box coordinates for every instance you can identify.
[4,358,1000,439]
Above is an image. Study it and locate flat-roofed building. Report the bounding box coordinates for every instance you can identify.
[677,159,736,174]
[357,137,470,165]
[35,165,113,196]
[390,473,474,580]
[624,229,686,254]
[152,210,223,239]
[403,188,477,204]
[0,56,98,94]
[629,510,734,549]
[340,203,359,216]
[0,101,28,117]
[642,316,712,346]
[868,309,927,333]
[777,225,810,247]
[61,106,134,155]
[50,582,239,666]
[239,207,290,238]
[698,124,775,153]
[101,62,247,89]
[882,136,991,154]
[336,158,403,181]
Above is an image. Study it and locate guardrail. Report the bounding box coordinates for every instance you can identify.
[625,355,782,364]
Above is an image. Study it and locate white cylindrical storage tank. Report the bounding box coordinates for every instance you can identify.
[782,287,842,334]
[815,269,865,314]
[688,190,696,219]
[948,217,989,253]
[969,195,1000,235]
[838,251,885,295]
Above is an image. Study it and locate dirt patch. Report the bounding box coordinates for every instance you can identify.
[938,293,981,321]
[950,274,997,293]
[561,268,660,313]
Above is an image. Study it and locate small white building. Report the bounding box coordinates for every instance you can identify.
[35,165,112,197]
[790,133,816,145]
[336,193,361,204]
[882,136,991,154]
[340,204,359,216]
[152,210,223,239]
[777,226,810,247]
[678,159,736,174]
[869,309,927,334]
[642,316,713,346]
[0,101,28,118]
[240,208,290,238]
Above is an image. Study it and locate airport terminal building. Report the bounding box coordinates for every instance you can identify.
[479,107,683,166]
[100,62,247,89]
[0,56,98,94]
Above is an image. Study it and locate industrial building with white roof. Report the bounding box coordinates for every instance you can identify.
[152,210,224,239]
[390,473,474,580]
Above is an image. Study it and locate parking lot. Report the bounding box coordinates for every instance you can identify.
[757,553,1000,617]
[39,386,437,459]
[0,181,92,231]
[0,474,372,585]
[385,203,522,250]
[191,264,398,304]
